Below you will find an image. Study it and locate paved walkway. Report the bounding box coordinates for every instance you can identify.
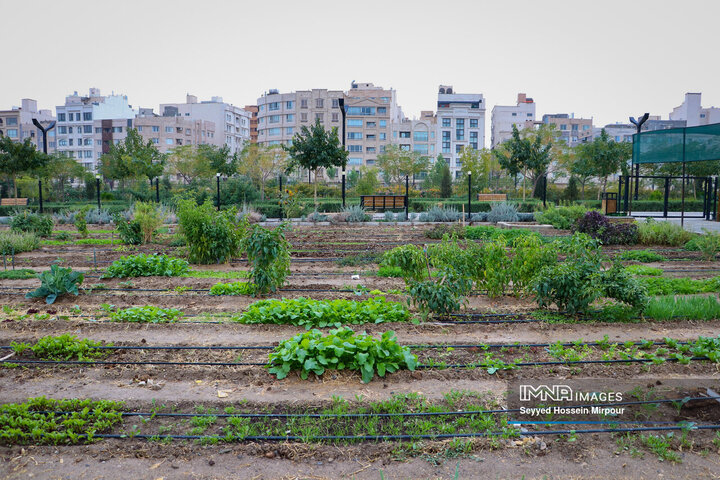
[631,212,720,233]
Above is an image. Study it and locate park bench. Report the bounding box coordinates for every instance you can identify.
[360,195,407,211]
[1,198,28,207]
[477,193,507,201]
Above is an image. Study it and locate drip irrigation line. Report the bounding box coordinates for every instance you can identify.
[28,395,720,420]
[71,424,720,442]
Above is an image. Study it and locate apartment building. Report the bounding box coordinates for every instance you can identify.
[243,105,258,144]
[0,99,56,151]
[490,93,536,148]
[160,95,250,154]
[256,88,344,147]
[390,111,439,164]
[134,108,216,153]
[669,92,720,126]
[542,113,593,146]
[436,85,486,178]
[56,89,136,171]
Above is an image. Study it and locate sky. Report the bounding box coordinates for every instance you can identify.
[1,0,719,144]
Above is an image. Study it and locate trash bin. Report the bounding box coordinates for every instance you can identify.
[601,192,618,215]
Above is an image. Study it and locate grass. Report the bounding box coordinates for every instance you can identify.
[40,238,113,246]
[181,269,250,279]
[625,265,663,276]
[618,250,666,263]
[0,268,36,280]
[637,220,694,246]
[465,225,541,242]
[639,276,720,295]
[644,295,720,321]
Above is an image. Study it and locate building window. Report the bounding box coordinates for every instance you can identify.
[572,124,579,131]
[347,132,362,139]
[286,114,294,122]
[347,119,362,127]
[379,133,386,140]
[259,105,264,112]
[365,121,375,128]
[68,127,73,134]
[560,124,567,130]
[113,127,123,133]
[286,127,293,135]
[137,126,143,132]
[165,126,173,133]
[348,145,362,152]
[286,101,294,109]
[700,113,706,118]
[332,99,339,108]
[58,113,66,122]
[413,131,428,142]
[58,139,67,146]
[301,113,308,122]
[83,112,92,121]
[152,138,159,144]
[84,150,92,158]
[332,113,339,122]
[152,126,159,132]
[7,129,18,138]
[58,126,67,134]
[96,140,102,146]
[442,118,451,127]
[300,99,308,108]
[377,107,387,114]
[348,157,362,165]
[316,98,324,108]
[68,139,73,146]
[379,120,387,128]
[268,128,281,136]
[269,102,280,111]
[366,147,376,153]
[381,97,389,103]
[399,131,411,138]
[414,144,428,154]
[366,134,376,140]
[400,144,410,151]
[456,129,464,141]
[95,127,102,133]
[84,138,92,146]
[511,112,517,117]
[527,113,533,117]
[347,106,376,115]
[269,115,280,123]
[315,113,324,122]
[582,125,590,131]
[166,138,173,145]
[470,119,478,128]
[455,145,463,153]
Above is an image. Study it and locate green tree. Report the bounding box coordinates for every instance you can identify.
[238,144,286,200]
[423,155,447,191]
[167,145,213,184]
[198,144,237,177]
[439,161,452,198]
[494,124,553,200]
[376,145,429,187]
[99,129,165,186]
[564,175,579,201]
[459,147,494,195]
[283,119,348,206]
[355,167,380,195]
[575,129,632,198]
[41,153,87,201]
[0,137,49,198]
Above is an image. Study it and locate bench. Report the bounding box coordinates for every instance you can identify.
[1,198,28,206]
[477,193,507,202]
[360,195,407,211]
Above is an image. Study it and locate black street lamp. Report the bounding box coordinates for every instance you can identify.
[629,113,649,201]
[339,98,347,208]
[216,172,221,211]
[32,118,56,214]
[95,174,102,212]
[467,171,472,221]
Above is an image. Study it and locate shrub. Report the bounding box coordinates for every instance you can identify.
[534,204,588,230]
[209,281,256,296]
[418,206,461,222]
[382,244,427,282]
[574,211,638,245]
[517,212,536,222]
[74,206,91,237]
[268,327,417,383]
[25,264,84,304]
[235,297,410,329]
[11,334,108,361]
[85,208,112,225]
[133,202,165,244]
[0,231,39,254]
[110,306,183,323]
[637,218,693,246]
[692,229,720,261]
[54,231,72,241]
[177,199,246,264]
[103,254,189,278]
[487,203,519,223]
[10,212,53,237]
[618,250,666,263]
[242,224,290,294]
[477,237,511,297]
[305,210,328,222]
[509,235,557,296]
[408,271,472,318]
[114,214,143,245]
[341,205,370,223]
[424,223,466,239]
[470,212,488,222]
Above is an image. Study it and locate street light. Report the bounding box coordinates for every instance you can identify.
[339,98,347,208]
[95,174,101,213]
[216,173,221,211]
[32,118,56,214]
[467,171,472,222]
[629,113,649,201]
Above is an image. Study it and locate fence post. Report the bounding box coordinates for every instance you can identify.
[663,177,670,218]
[623,175,630,214]
[706,177,712,220]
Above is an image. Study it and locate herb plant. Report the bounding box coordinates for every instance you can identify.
[110,306,183,323]
[103,254,188,278]
[11,334,110,361]
[209,281,256,296]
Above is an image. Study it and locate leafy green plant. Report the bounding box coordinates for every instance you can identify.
[617,250,666,263]
[25,264,84,304]
[0,268,36,280]
[114,214,143,245]
[644,295,720,321]
[242,224,290,294]
[0,231,40,254]
[103,254,188,278]
[382,244,427,283]
[424,223,466,240]
[54,231,72,241]
[465,225,538,242]
[209,281,256,296]
[509,235,557,296]
[638,276,720,295]
[11,334,110,361]
[110,306,183,323]
[10,212,53,237]
[534,205,588,230]
[268,327,417,383]
[477,237,510,297]
[74,206,90,238]
[625,265,663,276]
[177,199,247,264]
[235,297,410,329]
[408,270,472,318]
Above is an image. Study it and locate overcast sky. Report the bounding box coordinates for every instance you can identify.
[2,0,718,142]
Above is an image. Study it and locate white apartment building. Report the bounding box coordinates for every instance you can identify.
[160,95,250,154]
[490,93,536,148]
[0,99,56,151]
[256,88,344,148]
[669,92,720,127]
[436,85,486,178]
[56,89,136,171]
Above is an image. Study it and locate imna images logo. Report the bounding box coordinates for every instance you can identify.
[519,384,573,402]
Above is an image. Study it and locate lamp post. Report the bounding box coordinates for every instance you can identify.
[629,113,649,201]
[155,178,160,203]
[467,171,472,222]
[216,172,221,211]
[341,169,346,209]
[32,118,56,214]
[339,98,347,209]
[95,174,101,213]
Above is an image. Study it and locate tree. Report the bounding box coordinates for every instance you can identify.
[99,129,165,185]
[238,144,286,200]
[376,145,429,187]
[355,167,380,195]
[283,119,348,206]
[167,145,213,184]
[459,147,494,195]
[564,175,579,202]
[494,124,553,200]
[439,161,453,198]
[0,137,49,198]
[575,129,632,198]
[198,144,236,177]
[41,153,87,201]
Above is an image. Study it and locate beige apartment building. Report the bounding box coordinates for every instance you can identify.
[542,113,593,146]
[0,99,56,151]
[390,111,439,164]
[134,109,216,153]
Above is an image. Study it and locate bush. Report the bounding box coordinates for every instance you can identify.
[25,264,84,305]
[10,212,53,237]
[487,203,519,223]
[465,225,538,242]
[177,199,246,264]
[242,224,290,294]
[103,254,189,278]
[305,210,328,222]
[209,281,256,296]
[424,223,466,239]
[382,244,427,282]
[235,297,409,329]
[534,205,588,230]
[132,202,165,244]
[470,212,488,222]
[617,250,666,263]
[692,229,720,261]
[637,218,693,246]
[341,205,370,222]
[114,214,143,245]
[110,306,183,323]
[408,271,472,318]
[509,235,557,297]
[418,206,462,222]
[268,327,417,383]
[0,231,39,254]
[574,211,638,245]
